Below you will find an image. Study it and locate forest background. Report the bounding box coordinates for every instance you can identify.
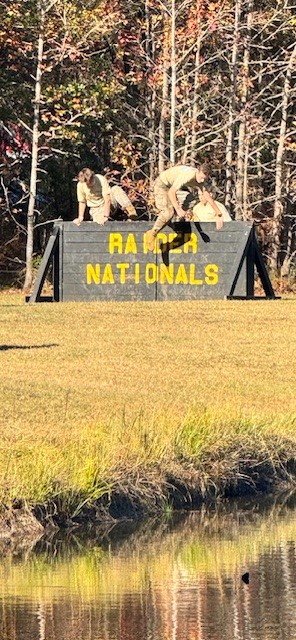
[0,0,295,291]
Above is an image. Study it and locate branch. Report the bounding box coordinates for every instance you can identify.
[0,177,27,234]
[34,217,62,229]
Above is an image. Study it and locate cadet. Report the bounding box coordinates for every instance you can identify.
[146,163,223,251]
[73,168,137,226]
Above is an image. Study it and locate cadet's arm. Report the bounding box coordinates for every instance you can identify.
[73,201,86,226]
[103,193,111,219]
[204,191,223,229]
[168,184,186,217]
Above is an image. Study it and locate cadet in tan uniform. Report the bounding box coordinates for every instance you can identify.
[146,163,223,251]
[73,168,137,226]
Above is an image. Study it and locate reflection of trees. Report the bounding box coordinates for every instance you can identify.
[0,495,296,639]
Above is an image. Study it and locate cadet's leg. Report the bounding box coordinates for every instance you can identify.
[110,185,137,219]
[146,178,174,251]
[89,206,108,225]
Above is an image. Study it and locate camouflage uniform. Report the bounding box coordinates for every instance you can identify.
[152,166,204,233]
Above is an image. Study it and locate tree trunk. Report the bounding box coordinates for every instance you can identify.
[145,0,157,198]
[169,0,176,164]
[191,1,201,161]
[158,13,170,172]
[225,0,241,212]
[23,0,45,292]
[236,0,252,220]
[269,43,296,271]
[243,138,249,216]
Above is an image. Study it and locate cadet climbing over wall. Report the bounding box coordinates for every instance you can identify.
[145,163,224,251]
[73,168,137,226]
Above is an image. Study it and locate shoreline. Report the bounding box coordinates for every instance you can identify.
[1,295,295,548]
[1,453,295,545]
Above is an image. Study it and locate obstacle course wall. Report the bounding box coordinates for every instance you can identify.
[29,220,276,302]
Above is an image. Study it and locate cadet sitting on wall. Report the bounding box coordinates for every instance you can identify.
[73,168,137,226]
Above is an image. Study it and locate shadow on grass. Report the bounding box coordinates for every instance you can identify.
[0,343,59,351]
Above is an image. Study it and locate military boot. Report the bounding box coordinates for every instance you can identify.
[125,204,138,220]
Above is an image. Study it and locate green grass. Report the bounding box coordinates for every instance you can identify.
[0,293,295,513]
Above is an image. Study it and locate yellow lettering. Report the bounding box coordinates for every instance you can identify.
[117,263,129,284]
[134,263,140,284]
[183,233,198,254]
[159,263,174,284]
[102,263,115,284]
[175,264,188,284]
[205,263,219,285]
[145,263,158,284]
[109,233,123,254]
[168,233,183,253]
[189,264,203,285]
[124,233,137,254]
[86,263,100,284]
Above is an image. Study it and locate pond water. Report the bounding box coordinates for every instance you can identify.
[0,494,296,640]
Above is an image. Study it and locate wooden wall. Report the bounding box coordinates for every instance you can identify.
[55,220,254,301]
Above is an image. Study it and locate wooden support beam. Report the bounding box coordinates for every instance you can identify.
[28,227,60,303]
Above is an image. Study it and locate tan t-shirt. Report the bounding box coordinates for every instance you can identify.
[77,174,111,208]
[159,165,203,191]
[193,200,231,222]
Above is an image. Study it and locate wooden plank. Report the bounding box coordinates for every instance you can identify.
[63,231,150,243]
[28,227,59,303]
[25,295,53,303]
[62,223,250,242]
[53,237,60,302]
[63,230,249,244]
[62,256,237,270]
[60,221,150,231]
[63,258,150,273]
[227,295,281,300]
[157,286,227,300]
[63,265,233,287]
[62,283,155,301]
[253,234,276,298]
[62,233,251,268]
[226,226,253,297]
[157,252,238,266]
[58,222,64,302]
[63,272,149,285]
[246,229,255,297]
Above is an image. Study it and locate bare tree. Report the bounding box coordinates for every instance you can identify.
[225,0,242,211]
[269,43,296,271]
[236,0,253,220]
[170,0,176,163]
[23,0,46,292]
[158,9,170,172]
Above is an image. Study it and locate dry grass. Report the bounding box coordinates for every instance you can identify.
[0,292,295,510]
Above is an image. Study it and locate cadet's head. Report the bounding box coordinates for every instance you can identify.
[78,168,95,186]
[195,163,211,183]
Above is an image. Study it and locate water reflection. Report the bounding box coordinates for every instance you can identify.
[0,493,296,640]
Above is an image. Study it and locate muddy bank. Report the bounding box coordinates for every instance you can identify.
[1,454,295,545]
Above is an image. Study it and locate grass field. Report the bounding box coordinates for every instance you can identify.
[0,292,295,519]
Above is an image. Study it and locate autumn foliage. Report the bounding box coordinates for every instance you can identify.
[0,0,295,284]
